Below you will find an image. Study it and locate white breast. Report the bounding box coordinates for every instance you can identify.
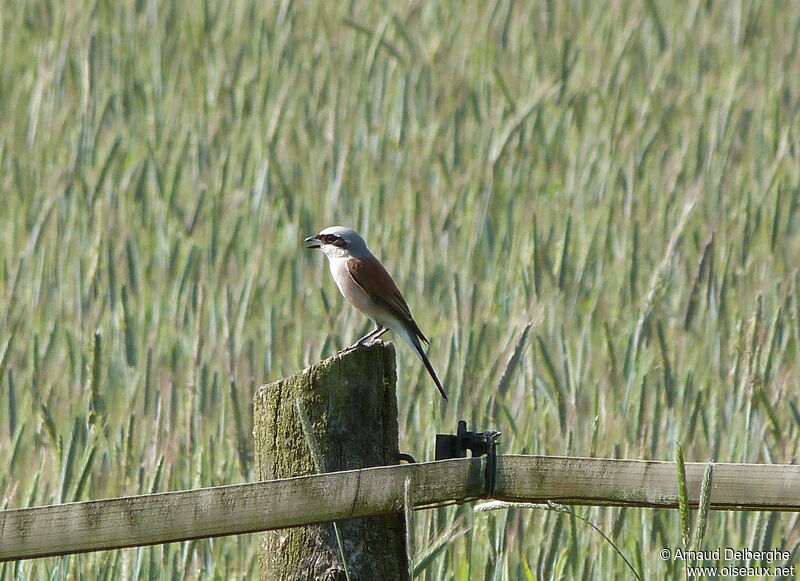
[328,256,380,318]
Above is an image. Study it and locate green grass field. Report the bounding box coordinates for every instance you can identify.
[2,0,799,578]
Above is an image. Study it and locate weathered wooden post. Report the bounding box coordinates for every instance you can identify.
[252,341,409,580]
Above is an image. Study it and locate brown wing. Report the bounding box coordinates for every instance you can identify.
[347,256,429,343]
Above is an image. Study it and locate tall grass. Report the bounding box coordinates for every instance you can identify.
[2,0,799,578]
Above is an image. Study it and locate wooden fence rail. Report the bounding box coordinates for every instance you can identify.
[2,455,799,562]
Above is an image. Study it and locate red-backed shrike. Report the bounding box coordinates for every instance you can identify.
[305,226,448,400]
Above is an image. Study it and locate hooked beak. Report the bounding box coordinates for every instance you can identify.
[304,235,322,249]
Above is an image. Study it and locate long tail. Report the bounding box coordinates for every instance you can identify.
[396,325,448,400]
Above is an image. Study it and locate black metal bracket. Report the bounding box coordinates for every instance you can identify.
[397,453,417,464]
[435,420,501,496]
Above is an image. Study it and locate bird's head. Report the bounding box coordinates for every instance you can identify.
[304,226,368,258]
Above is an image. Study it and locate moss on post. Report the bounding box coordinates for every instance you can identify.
[253,341,408,581]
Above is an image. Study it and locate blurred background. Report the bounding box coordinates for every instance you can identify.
[1,0,798,578]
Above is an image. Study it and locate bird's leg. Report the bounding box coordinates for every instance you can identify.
[368,327,389,343]
[351,324,387,347]
[356,325,384,345]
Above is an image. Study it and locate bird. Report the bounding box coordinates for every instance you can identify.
[304,226,448,400]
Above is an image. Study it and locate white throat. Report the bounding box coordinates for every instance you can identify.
[321,245,353,260]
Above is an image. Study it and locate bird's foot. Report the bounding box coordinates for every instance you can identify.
[339,343,360,354]
[349,334,380,349]
[340,339,371,354]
